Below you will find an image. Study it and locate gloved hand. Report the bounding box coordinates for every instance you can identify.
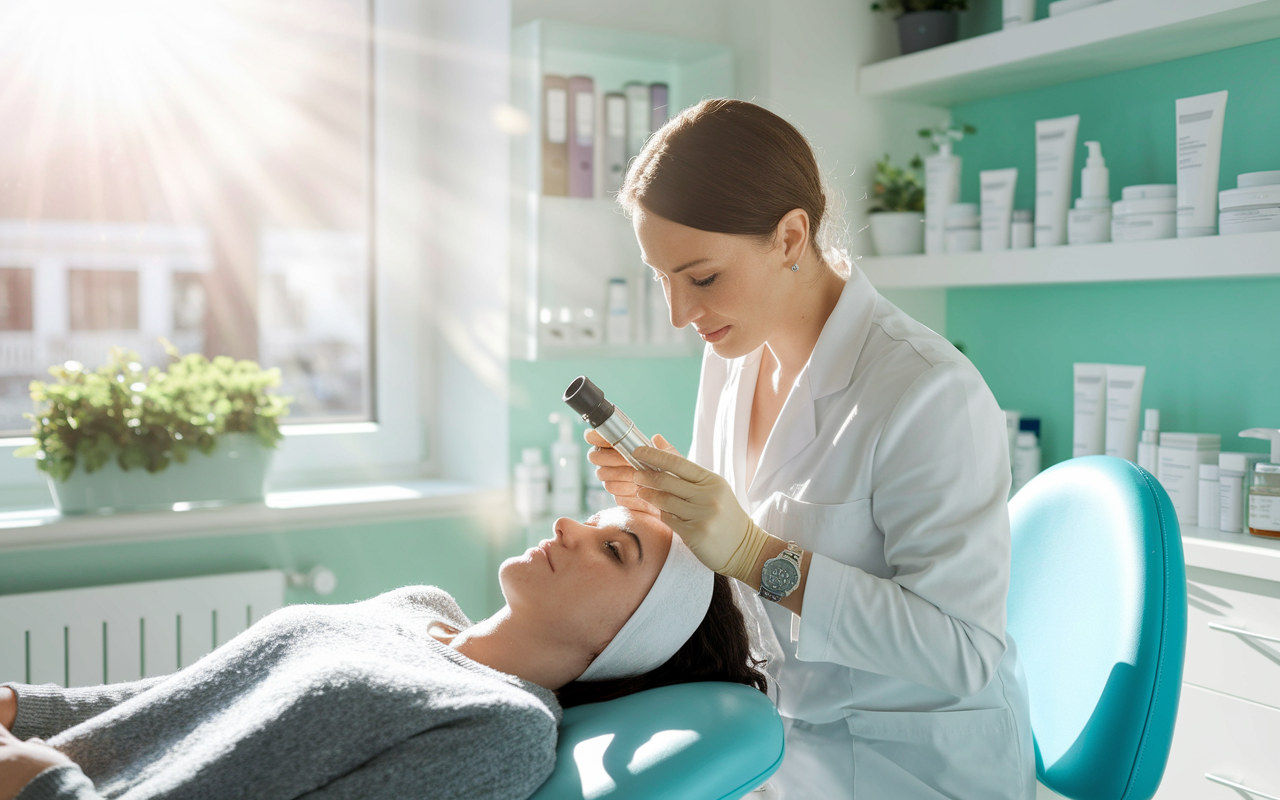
[584,429,681,517]
[631,445,771,584]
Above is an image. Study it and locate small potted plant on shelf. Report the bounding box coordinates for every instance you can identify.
[867,153,926,256]
[16,342,292,515]
[871,0,968,56]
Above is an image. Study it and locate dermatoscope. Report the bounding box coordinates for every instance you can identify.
[563,376,655,471]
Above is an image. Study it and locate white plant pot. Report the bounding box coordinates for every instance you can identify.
[48,432,274,515]
[869,211,925,256]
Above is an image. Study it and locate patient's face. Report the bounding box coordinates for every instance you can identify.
[501,506,672,664]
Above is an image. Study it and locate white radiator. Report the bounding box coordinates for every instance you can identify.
[0,570,285,688]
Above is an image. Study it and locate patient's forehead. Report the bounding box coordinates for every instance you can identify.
[586,507,665,539]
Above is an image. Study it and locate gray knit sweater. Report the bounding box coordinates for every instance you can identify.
[4,586,562,800]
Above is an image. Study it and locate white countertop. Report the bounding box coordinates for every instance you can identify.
[1182,525,1280,583]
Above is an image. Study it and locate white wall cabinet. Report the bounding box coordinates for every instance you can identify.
[509,20,732,360]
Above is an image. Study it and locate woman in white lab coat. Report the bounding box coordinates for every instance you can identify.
[587,99,1035,800]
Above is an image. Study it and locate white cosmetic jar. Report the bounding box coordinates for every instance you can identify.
[1219,183,1280,235]
[1112,184,1176,242]
[944,203,981,253]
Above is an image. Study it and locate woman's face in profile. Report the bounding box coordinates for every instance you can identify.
[634,203,786,361]
[501,506,672,660]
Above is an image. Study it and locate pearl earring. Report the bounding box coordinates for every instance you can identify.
[791,263,799,272]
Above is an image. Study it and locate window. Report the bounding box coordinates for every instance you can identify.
[0,0,375,434]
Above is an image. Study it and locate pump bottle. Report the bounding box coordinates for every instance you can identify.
[1136,409,1160,474]
[1241,428,1280,538]
[925,138,962,255]
[1068,141,1111,245]
[549,413,583,516]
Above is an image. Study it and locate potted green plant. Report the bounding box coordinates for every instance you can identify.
[16,342,292,514]
[871,0,968,55]
[867,153,926,256]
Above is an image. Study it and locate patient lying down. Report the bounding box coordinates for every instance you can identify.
[0,507,768,800]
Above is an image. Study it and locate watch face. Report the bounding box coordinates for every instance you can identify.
[762,557,800,592]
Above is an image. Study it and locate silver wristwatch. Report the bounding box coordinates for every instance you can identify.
[759,541,804,602]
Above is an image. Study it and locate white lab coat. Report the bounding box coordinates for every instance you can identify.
[688,265,1035,800]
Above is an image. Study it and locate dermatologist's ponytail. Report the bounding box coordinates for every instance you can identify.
[617,98,845,263]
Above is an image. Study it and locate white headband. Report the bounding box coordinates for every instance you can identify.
[577,532,714,682]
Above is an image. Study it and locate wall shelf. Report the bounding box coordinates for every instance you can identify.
[857,230,1280,290]
[858,0,1280,106]
[1182,525,1280,584]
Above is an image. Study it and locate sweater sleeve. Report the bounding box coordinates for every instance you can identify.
[297,712,556,800]
[4,677,168,741]
[14,765,103,800]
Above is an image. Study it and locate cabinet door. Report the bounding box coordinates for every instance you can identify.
[1153,684,1280,800]
[1185,570,1280,709]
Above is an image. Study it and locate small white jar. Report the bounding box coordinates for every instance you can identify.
[1112,184,1176,242]
[1011,209,1033,249]
[944,203,981,253]
[1068,197,1112,244]
[1219,179,1280,235]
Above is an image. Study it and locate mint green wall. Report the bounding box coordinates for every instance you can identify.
[944,38,1280,469]
[0,517,497,622]
[949,278,1280,467]
[950,38,1280,210]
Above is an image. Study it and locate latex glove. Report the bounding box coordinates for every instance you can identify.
[0,725,74,800]
[631,445,771,584]
[584,429,681,518]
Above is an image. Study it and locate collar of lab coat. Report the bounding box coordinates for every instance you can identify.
[738,262,879,498]
[806,262,878,401]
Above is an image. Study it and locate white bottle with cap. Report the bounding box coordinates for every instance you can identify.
[549,412,583,516]
[1136,409,1160,474]
[1012,431,1042,495]
[514,447,550,524]
[1197,464,1220,529]
[1067,141,1112,245]
[1240,428,1280,538]
[1219,451,1268,533]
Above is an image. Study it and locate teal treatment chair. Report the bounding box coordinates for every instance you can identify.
[1008,455,1187,800]
[529,681,784,800]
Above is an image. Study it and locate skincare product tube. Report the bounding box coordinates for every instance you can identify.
[1003,0,1036,27]
[1035,115,1080,247]
[981,168,1018,251]
[925,143,961,255]
[1176,90,1228,238]
[1073,362,1107,457]
[1104,364,1146,462]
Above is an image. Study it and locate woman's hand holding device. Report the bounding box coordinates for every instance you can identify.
[585,429,680,517]
[630,446,770,584]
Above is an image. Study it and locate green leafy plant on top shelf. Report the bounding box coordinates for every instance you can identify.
[15,341,292,483]
[871,0,968,12]
[919,121,977,151]
[869,154,925,213]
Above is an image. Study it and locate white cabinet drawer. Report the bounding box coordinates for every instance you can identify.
[1185,568,1280,709]
[1154,684,1280,800]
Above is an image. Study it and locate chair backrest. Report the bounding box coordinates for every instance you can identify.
[1008,456,1186,800]
[529,681,784,800]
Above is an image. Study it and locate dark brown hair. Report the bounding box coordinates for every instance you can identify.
[618,98,829,253]
[556,573,771,708]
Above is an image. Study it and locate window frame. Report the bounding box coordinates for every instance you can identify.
[0,0,437,500]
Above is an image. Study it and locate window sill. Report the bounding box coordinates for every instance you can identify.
[0,481,508,553]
